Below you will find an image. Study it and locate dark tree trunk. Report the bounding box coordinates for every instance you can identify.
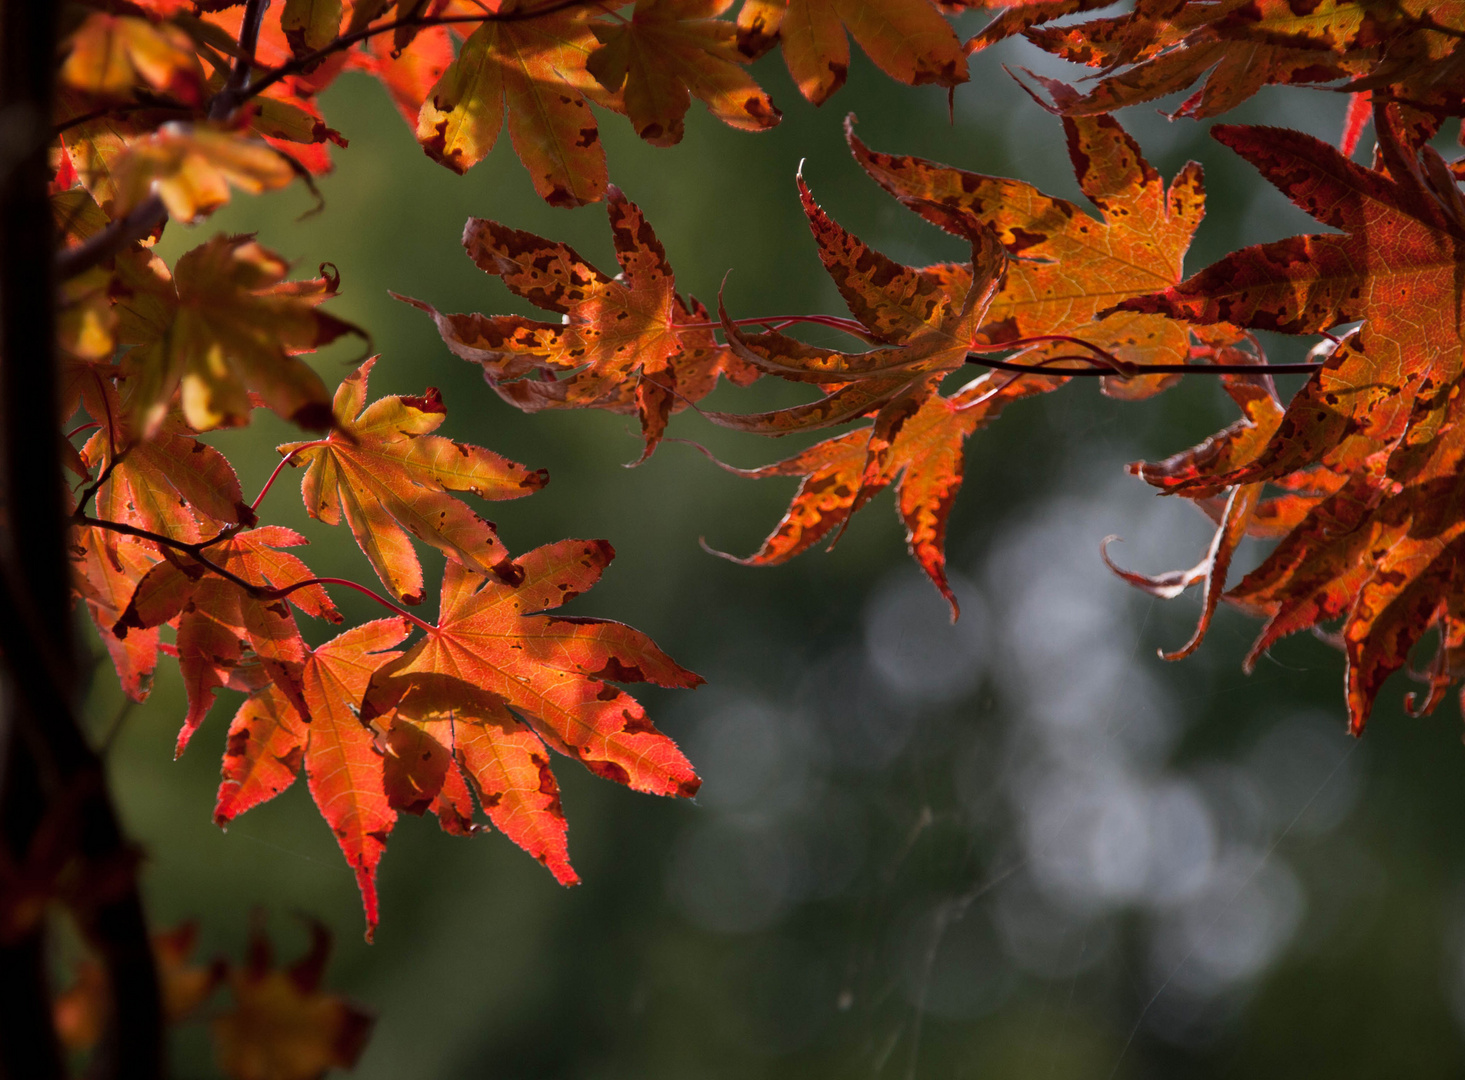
[0,3,162,1077]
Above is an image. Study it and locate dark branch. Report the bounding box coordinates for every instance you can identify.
[209,0,271,121]
[1,0,161,1073]
[54,193,165,281]
[964,353,1326,377]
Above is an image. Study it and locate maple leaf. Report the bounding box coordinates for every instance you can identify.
[213,917,374,1080]
[60,101,205,220]
[1117,112,1465,490]
[978,0,1465,123]
[1113,110,1465,732]
[72,401,256,701]
[415,9,618,206]
[970,0,1363,118]
[406,185,757,461]
[112,236,362,434]
[711,99,1224,606]
[845,83,1214,398]
[82,404,257,544]
[278,357,547,605]
[361,543,702,864]
[716,371,1063,615]
[586,0,781,146]
[740,0,968,104]
[218,543,701,929]
[1102,360,1288,661]
[215,619,408,937]
[713,172,1006,433]
[114,526,340,754]
[85,124,297,227]
[704,173,1018,604]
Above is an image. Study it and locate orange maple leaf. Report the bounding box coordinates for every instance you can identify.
[361,543,702,876]
[716,373,1059,615]
[587,0,781,146]
[1116,109,1465,732]
[215,619,408,937]
[415,9,619,205]
[279,357,546,605]
[845,83,1213,398]
[738,0,968,104]
[406,185,756,461]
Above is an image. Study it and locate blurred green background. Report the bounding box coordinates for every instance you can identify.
[79,23,1465,1079]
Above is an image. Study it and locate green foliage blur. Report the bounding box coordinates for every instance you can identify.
[87,30,1465,1079]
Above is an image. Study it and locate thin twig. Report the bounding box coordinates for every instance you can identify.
[54,193,165,281]
[75,513,435,632]
[251,442,327,511]
[964,353,1325,377]
[72,442,130,515]
[76,512,261,593]
[279,576,435,633]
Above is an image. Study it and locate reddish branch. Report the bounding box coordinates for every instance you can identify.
[74,514,436,635]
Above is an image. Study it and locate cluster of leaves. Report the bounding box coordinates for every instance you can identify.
[54,918,372,1080]
[46,0,1465,1068]
[58,0,758,951]
[405,3,1465,738]
[57,0,975,216]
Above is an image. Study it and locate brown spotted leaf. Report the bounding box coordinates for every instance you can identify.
[716,370,1063,615]
[1118,113,1465,490]
[846,84,1215,398]
[406,185,756,461]
[1111,113,1465,732]
[415,10,615,206]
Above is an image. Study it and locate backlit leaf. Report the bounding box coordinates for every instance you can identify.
[279,357,547,605]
